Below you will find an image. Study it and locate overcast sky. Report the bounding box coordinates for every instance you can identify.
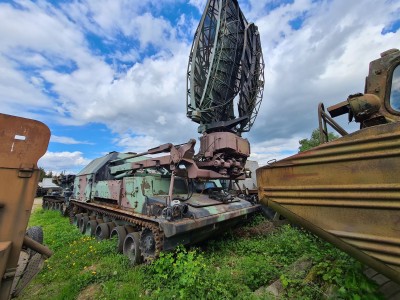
[1,0,399,173]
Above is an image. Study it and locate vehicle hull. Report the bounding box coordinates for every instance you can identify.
[257,122,400,284]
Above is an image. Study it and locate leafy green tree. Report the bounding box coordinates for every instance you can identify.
[38,167,46,181]
[299,129,338,152]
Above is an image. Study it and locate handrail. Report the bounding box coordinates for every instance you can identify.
[318,103,348,143]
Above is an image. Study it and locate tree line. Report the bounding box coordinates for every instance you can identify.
[298,128,338,152]
[38,168,54,182]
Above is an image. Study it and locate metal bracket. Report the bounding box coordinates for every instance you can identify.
[18,164,35,178]
[2,268,16,280]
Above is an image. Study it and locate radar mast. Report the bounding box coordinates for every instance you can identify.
[186,0,265,135]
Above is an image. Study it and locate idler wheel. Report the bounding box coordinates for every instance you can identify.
[110,226,127,253]
[140,228,156,260]
[123,232,142,265]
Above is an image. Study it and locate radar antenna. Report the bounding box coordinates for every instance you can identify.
[186,0,265,179]
[187,0,265,135]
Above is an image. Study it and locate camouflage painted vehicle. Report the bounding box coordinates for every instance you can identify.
[67,0,264,265]
[257,48,400,288]
[70,142,259,264]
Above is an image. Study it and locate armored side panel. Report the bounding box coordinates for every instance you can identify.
[118,175,187,213]
[257,122,400,284]
[0,113,50,299]
[73,152,119,201]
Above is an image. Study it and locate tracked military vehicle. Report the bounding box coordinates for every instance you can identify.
[42,174,75,215]
[68,0,265,264]
[257,48,400,286]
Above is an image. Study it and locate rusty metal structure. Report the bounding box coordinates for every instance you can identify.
[186,0,264,179]
[0,113,53,299]
[187,0,264,136]
[49,0,265,265]
[257,49,400,285]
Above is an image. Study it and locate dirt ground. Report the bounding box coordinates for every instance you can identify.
[32,197,42,212]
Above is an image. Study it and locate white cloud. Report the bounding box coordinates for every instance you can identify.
[51,135,93,145]
[249,0,400,146]
[188,0,206,13]
[156,115,167,125]
[0,0,196,141]
[1,0,399,168]
[249,136,300,166]
[42,44,197,144]
[0,56,52,118]
[115,134,162,154]
[61,0,190,53]
[38,151,91,174]
[0,1,85,62]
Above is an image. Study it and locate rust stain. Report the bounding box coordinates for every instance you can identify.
[141,178,151,195]
[256,49,400,284]
[0,113,50,299]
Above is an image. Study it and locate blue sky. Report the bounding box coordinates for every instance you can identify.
[0,0,399,173]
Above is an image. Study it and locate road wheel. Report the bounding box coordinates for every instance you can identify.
[123,232,142,265]
[86,220,98,236]
[95,223,110,240]
[73,213,83,227]
[79,216,90,234]
[26,226,44,257]
[110,226,127,253]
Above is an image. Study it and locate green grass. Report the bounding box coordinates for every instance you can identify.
[20,210,383,300]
